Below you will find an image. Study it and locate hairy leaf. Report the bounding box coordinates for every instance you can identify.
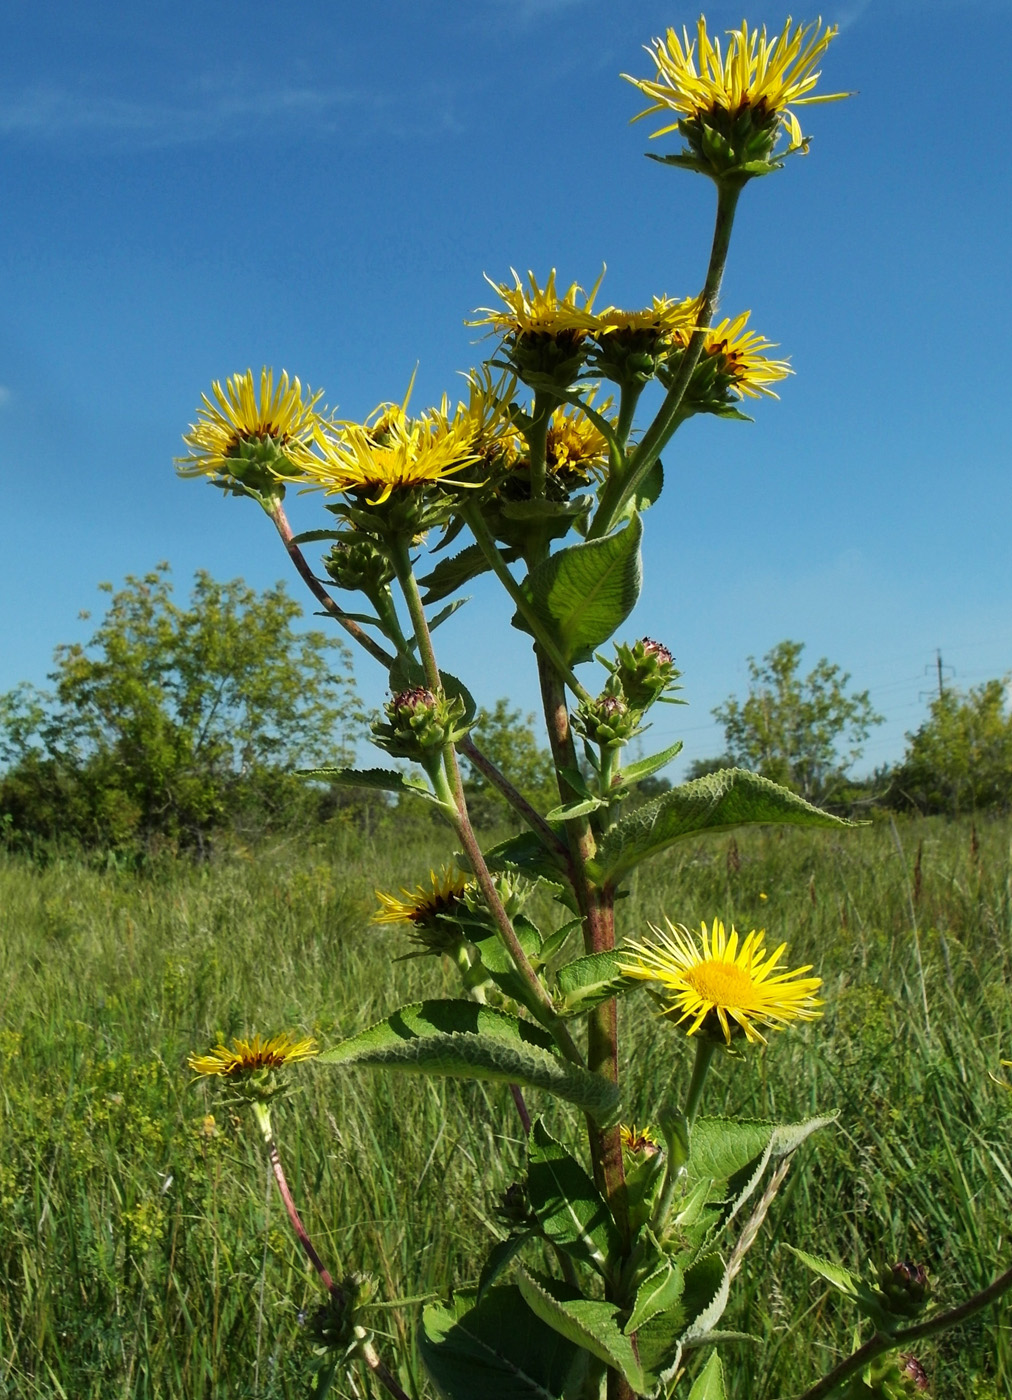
[518,515,643,664]
[527,1120,620,1279]
[318,1000,620,1123]
[594,768,849,885]
[517,1272,645,1394]
[555,951,633,1017]
[687,1351,726,1400]
[420,1286,579,1400]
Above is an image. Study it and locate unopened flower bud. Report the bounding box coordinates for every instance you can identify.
[607,637,681,710]
[573,692,641,749]
[372,686,470,759]
[876,1260,930,1319]
[323,538,395,593]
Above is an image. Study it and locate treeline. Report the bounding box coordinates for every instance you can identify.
[2,577,1009,861]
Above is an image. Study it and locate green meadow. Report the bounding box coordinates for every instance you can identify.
[1,813,1010,1399]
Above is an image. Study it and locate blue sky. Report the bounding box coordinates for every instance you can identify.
[2,0,1010,779]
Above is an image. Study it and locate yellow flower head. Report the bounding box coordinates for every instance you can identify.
[424,367,518,464]
[626,17,848,170]
[595,295,699,340]
[544,399,613,479]
[286,378,482,505]
[188,1031,318,1079]
[668,311,792,402]
[620,1123,661,1155]
[619,917,822,1045]
[178,368,326,486]
[471,268,606,340]
[373,866,471,926]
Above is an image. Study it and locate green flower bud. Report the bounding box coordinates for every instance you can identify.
[841,1354,929,1399]
[372,686,470,760]
[496,1182,535,1229]
[609,637,682,709]
[323,538,395,593]
[875,1261,930,1320]
[305,1272,375,1359]
[573,693,642,750]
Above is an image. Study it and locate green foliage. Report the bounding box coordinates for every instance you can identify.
[0,565,362,853]
[518,515,643,664]
[893,678,1012,815]
[707,640,883,805]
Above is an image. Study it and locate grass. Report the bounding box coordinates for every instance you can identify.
[1,811,1011,1398]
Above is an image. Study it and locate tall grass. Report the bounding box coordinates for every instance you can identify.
[1,813,1010,1398]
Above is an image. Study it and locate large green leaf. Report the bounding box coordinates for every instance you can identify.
[420,1286,580,1400]
[517,1271,645,1394]
[626,1259,685,1335]
[612,741,684,791]
[593,768,850,886]
[518,514,643,664]
[318,1000,620,1123]
[527,1120,620,1280]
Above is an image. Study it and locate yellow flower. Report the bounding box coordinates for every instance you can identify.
[373,866,471,926]
[178,368,326,483]
[626,17,848,165]
[671,311,792,400]
[620,1123,661,1155]
[284,374,509,505]
[544,399,613,479]
[595,295,699,340]
[618,918,822,1045]
[188,1032,318,1079]
[471,268,606,339]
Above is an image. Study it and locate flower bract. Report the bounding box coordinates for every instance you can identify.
[619,917,822,1044]
[188,1031,318,1079]
[178,368,326,490]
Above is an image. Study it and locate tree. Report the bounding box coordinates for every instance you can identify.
[0,565,362,851]
[893,678,1012,815]
[707,639,882,805]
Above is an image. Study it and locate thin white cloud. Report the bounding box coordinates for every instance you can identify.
[0,77,450,150]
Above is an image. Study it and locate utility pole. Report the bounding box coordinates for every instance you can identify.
[936,648,945,700]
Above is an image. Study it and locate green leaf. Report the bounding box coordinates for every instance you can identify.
[485,829,571,886]
[290,528,343,545]
[517,1271,645,1394]
[538,919,582,964]
[527,1120,620,1279]
[784,1245,893,1329]
[544,797,606,821]
[477,1233,537,1302]
[420,1286,580,1400]
[419,543,517,606]
[680,1252,731,1345]
[626,1260,685,1334]
[297,765,438,801]
[687,1351,726,1400]
[612,741,684,790]
[594,768,850,885]
[318,1000,620,1124]
[555,951,633,1017]
[518,515,643,664]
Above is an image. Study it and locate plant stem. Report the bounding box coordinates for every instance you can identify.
[589,179,742,540]
[251,1104,413,1400]
[684,1038,718,1127]
[536,654,628,1242]
[392,541,585,1067]
[457,733,572,864]
[461,502,593,704]
[267,501,395,668]
[794,1261,1012,1400]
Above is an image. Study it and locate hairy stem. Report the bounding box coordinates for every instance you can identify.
[251,1105,412,1400]
[267,501,395,668]
[589,179,742,539]
[794,1261,1012,1400]
[393,542,584,1067]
